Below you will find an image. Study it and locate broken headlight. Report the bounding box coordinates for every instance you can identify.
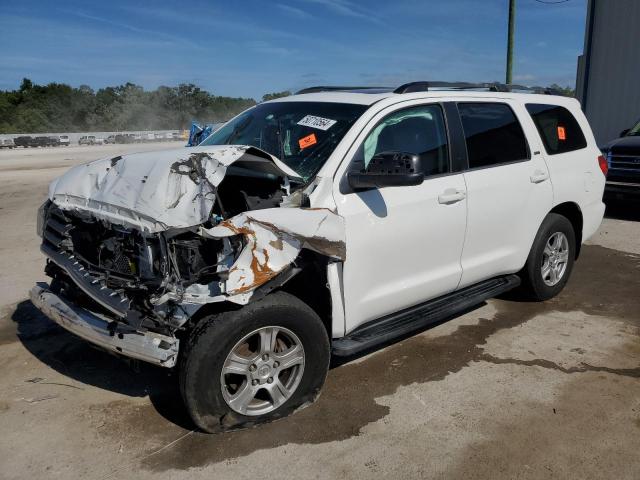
[36,200,51,238]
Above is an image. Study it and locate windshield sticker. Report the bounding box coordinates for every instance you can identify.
[298,133,317,150]
[297,115,337,131]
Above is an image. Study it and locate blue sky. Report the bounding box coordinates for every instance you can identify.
[0,0,587,100]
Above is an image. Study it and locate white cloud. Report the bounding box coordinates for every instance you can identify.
[294,0,382,24]
[277,4,311,19]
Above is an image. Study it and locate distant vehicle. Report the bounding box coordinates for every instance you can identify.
[133,134,143,143]
[94,137,105,145]
[14,136,33,148]
[104,135,116,144]
[33,136,48,147]
[78,135,96,145]
[58,135,70,146]
[601,118,640,200]
[33,136,59,147]
[0,138,15,149]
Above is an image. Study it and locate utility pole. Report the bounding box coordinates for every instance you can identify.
[506,0,516,84]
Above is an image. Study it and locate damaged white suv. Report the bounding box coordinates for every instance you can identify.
[31,82,606,432]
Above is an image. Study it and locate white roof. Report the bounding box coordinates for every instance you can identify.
[269,90,580,108]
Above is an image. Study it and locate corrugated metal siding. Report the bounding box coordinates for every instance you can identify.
[584,0,640,145]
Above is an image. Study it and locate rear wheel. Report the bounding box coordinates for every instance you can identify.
[520,213,576,301]
[179,292,330,433]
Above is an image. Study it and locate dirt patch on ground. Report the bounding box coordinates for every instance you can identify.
[43,244,634,472]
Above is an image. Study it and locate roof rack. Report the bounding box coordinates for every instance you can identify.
[295,86,390,94]
[393,81,560,95]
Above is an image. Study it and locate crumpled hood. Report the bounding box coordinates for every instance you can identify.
[48,145,301,232]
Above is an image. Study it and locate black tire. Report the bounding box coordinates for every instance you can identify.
[179,292,330,433]
[520,213,576,301]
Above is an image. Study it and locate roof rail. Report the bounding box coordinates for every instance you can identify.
[393,81,560,95]
[295,86,390,94]
[294,83,563,96]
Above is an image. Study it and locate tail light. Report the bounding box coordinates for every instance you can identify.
[597,155,608,176]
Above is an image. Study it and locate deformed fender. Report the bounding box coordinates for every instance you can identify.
[201,208,345,297]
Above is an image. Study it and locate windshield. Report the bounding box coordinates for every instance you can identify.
[200,101,368,180]
[628,120,640,136]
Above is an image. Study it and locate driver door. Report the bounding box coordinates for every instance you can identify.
[333,102,468,333]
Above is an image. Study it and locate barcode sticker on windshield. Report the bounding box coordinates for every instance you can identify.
[297,115,337,131]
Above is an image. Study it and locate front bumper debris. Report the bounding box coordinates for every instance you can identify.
[29,283,179,368]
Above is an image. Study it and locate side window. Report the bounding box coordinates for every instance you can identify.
[458,102,529,169]
[359,104,449,177]
[526,103,587,155]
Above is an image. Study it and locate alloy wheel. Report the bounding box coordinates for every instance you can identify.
[220,326,305,416]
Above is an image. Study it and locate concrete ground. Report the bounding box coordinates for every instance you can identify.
[0,145,638,480]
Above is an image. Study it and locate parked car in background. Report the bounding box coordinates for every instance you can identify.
[104,135,116,144]
[33,136,49,147]
[33,136,59,147]
[59,135,70,146]
[0,138,15,149]
[78,135,96,145]
[14,136,33,148]
[601,118,640,200]
[31,82,605,432]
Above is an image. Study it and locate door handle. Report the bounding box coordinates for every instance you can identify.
[438,188,466,204]
[530,170,549,184]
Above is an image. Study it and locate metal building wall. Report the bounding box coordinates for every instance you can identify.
[577,0,640,145]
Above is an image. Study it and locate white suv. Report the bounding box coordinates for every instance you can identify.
[31,82,605,432]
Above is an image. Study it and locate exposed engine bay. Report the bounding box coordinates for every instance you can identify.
[38,145,345,342]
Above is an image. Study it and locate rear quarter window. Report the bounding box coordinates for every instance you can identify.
[525,103,587,155]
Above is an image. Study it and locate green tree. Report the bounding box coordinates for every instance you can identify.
[548,84,575,97]
[0,79,256,133]
[262,91,291,102]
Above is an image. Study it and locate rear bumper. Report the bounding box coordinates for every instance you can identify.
[29,284,179,368]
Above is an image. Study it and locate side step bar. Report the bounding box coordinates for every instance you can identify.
[332,274,521,357]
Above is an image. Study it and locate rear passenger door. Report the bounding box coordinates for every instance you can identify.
[455,101,553,288]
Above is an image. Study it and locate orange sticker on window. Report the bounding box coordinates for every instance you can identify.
[298,133,317,150]
[557,126,566,141]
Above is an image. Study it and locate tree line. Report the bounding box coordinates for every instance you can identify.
[0,78,573,134]
[0,78,259,133]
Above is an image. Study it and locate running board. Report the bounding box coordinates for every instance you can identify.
[332,274,521,357]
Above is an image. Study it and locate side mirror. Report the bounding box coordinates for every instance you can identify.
[620,129,630,138]
[347,151,424,190]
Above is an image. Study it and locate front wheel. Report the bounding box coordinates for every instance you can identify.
[520,213,576,301]
[179,292,330,433]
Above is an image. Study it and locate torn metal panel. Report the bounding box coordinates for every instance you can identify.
[202,208,345,297]
[47,145,300,233]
